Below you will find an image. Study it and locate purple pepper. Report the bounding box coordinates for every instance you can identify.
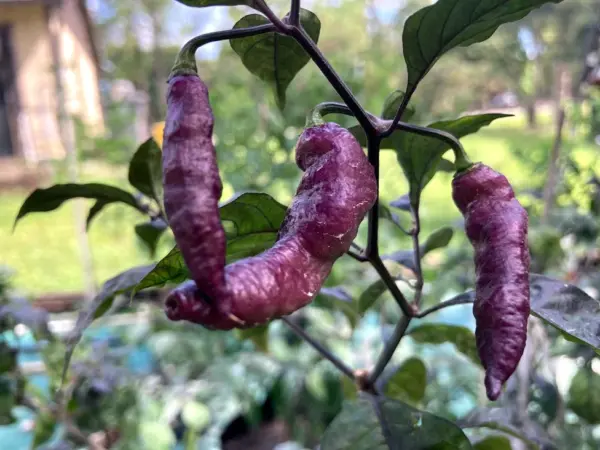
[452,163,530,401]
[162,75,377,330]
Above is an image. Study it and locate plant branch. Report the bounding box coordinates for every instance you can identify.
[288,27,375,133]
[171,24,277,76]
[370,256,413,317]
[410,204,424,307]
[368,314,411,385]
[415,292,474,318]
[347,249,368,262]
[254,0,292,32]
[366,135,381,257]
[289,0,301,25]
[281,316,355,380]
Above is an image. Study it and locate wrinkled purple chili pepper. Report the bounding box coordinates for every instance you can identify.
[162,74,377,330]
[452,163,530,401]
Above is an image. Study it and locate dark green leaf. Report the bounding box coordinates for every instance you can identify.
[384,358,427,404]
[422,227,454,255]
[358,279,388,314]
[460,407,553,449]
[394,114,511,203]
[321,395,473,449]
[133,192,287,294]
[62,265,155,384]
[568,368,600,424]
[86,199,111,229]
[381,90,415,121]
[175,0,255,7]
[128,138,163,203]
[432,274,600,351]
[408,323,479,365]
[230,10,321,109]
[529,274,600,350]
[135,218,168,258]
[402,0,563,93]
[0,377,15,425]
[14,183,142,228]
[474,436,512,450]
[0,343,17,374]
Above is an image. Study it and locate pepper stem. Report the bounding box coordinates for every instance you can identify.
[306,101,356,127]
[378,119,472,172]
[170,24,277,79]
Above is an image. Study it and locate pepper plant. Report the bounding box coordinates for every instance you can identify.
[13,0,600,448]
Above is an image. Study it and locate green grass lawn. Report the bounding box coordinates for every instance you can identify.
[1,113,597,296]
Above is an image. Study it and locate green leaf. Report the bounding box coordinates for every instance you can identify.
[460,407,552,449]
[408,323,480,365]
[422,227,454,255]
[321,395,473,449]
[235,324,270,352]
[128,138,163,203]
[402,0,563,93]
[230,10,321,109]
[61,264,155,385]
[315,287,359,328]
[384,358,427,405]
[0,343,17,374]
[86,199,111,229]
[133,192,288,294]
[437,158,456,173]
[568,368,600,424]
[358,280,388,314]
[14,183,143,229]
[474,436,512,450]
[394,114,511,204]
[0,377,15,425]
[135,218,168,258]
[381,90,415,121]
[31,411,56,449]
[529,274,600,350]
[175,0,255,7]
[182,402,211,431]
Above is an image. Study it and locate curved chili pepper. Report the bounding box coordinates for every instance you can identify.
[452,163,530,401]
[162,74,377,330]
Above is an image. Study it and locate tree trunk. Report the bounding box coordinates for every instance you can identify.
[525,101,537,129]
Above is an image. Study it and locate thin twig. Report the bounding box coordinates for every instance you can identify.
[415,293,474,318]
[410,203,424,307]
[368,314,411,385]
[281,316,355,380]
[289,0,301,25]
[347,249,368,262]
[254,0,292,32]
[366,135,381,258]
